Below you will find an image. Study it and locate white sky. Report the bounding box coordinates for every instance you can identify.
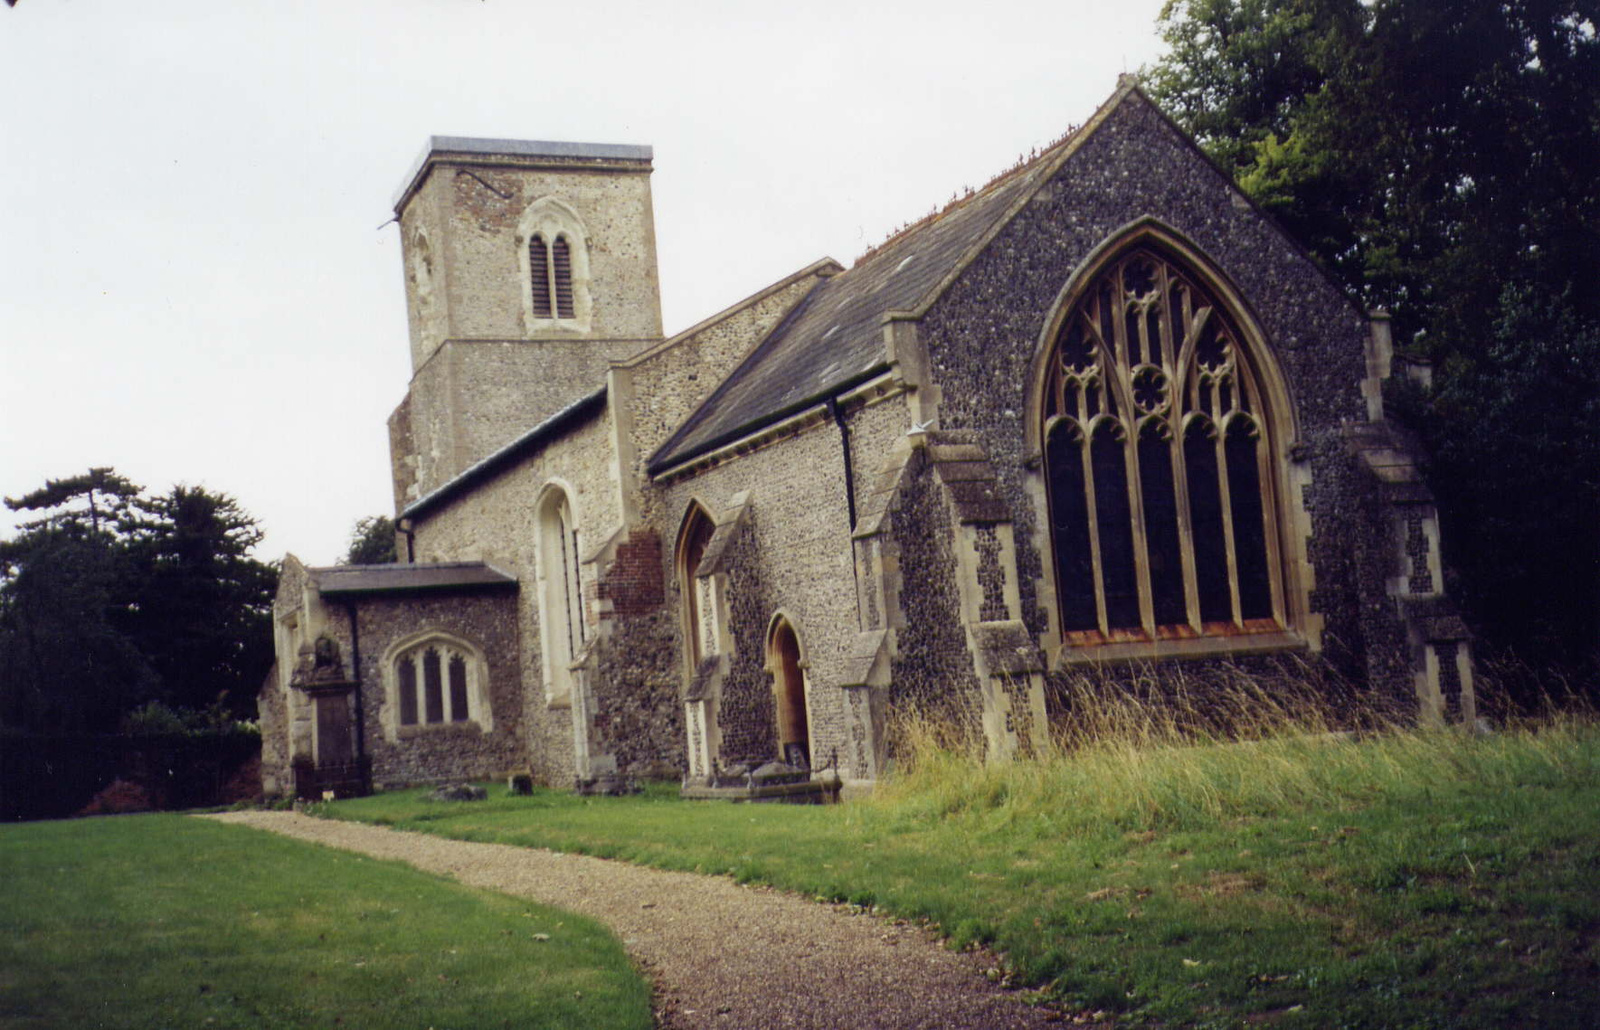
[0,0,1169,566]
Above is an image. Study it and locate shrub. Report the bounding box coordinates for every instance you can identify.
[79,778,152,816]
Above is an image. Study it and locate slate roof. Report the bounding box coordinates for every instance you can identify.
[403,387,607,522]
[646,117,1083,474]
[310,562,518,597]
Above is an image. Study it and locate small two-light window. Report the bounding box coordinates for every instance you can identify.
[528,233,575,320]
[396,643,473,727]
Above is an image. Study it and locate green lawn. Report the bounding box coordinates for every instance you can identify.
[323,721,1600,1028]
[0,814,652,1030]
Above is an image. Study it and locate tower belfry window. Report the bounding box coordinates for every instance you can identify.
[528,233,575,320]
[518,197,591,332]
[1042,244,1287,645]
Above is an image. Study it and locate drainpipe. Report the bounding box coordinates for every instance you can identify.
[345,602,369,793]
[396,518,416,563]
[827,396,858,531]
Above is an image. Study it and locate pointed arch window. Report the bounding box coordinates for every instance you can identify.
[1042,245,1286,645]
[390,635,484,733]
[537,487,586,704]
[677,505,717,672]
[519,197,590,330]
[767,616,811,768]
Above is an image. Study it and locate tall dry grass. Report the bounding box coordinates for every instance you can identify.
[869,660,1598,834]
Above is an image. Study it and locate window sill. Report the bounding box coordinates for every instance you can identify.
[1050,628,1308,668]
[397,721,483,739]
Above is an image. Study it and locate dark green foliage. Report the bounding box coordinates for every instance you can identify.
[122,485,276,715]
[343,514,397,565]
[1149,0,1600,672]
[0,469,277,733]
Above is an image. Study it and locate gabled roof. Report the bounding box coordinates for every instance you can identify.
[310,561,518,598]
[647,81,1142,475]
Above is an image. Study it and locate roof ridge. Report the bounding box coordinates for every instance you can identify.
[851,122,1082,266]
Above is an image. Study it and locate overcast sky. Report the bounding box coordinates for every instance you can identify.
[1,0,1169,566]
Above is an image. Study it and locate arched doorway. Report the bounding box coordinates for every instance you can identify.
[768,617,810,768]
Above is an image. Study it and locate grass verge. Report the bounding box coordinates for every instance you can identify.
[0,814,651,1030]
[322,716,1600,1028]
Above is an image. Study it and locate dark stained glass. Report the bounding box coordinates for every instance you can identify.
[448,654,469,722]
[423,648,444,724]
[1092,423,1140,629]
[1139,421,1186,626]
[1227,418,1273,620]
[398,657,418,726]
[1046,420,1096,631]
[1185,420,1232,623]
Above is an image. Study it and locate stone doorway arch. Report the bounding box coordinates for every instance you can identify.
[767,616,810,768]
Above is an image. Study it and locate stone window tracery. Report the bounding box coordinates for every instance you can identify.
[518,197,591,331]
[1042,245,1285,645]
[393,638,479,729]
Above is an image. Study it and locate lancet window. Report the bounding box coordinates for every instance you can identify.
[537,487,585,703]
[1042,245,1284,644]
[677,505,717,672]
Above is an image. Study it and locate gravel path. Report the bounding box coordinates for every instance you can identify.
[204,811,1059,1029]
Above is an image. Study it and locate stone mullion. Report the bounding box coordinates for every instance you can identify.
[1213,425,1244,627]
[1171,287,1205,632]
[1124,421,1156,636]
[1112,278,1156,635]
[544,243,557,318]
[1252,429,1287,626]
[1079,431,1110,636]
[1080,307,1111,419]
[1170,421,1203,632]
[1157,262,1177,371]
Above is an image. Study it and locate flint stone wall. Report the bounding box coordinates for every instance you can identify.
[915,91,1414,704]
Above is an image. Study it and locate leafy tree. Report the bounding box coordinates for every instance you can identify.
[343,515,397,565]
[0,470,277,730]
[2,466,142,540]
[1149,0,1600,670]
[122,486,277,717]
[0,530,153,732]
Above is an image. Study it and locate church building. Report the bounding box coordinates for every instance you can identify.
[260,80,1474,799]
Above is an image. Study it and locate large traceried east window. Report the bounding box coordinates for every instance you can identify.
[1042,244,1286,646]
